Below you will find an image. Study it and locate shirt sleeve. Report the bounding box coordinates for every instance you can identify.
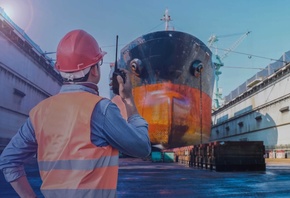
[0,118,38,182]
[91,99,151,158]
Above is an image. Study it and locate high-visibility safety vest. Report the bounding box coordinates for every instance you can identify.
[30,92,119,198]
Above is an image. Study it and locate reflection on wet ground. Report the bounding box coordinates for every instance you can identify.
[1,158,290,197]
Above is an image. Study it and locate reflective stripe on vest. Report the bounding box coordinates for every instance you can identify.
[30,92,119,197]
[41,189,116,198]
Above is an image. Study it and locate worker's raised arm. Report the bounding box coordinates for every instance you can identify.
[91,99,151,158]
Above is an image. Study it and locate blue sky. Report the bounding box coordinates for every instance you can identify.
[1,0,290,98]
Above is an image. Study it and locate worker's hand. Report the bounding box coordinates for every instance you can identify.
[110,69,138,116]
[116,69,133,100]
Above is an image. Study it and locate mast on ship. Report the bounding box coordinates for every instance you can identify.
[161,8,174,31]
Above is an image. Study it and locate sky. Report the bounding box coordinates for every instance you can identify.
[0,0,290,99]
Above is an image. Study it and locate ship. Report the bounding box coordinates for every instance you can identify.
[112,11,215,149]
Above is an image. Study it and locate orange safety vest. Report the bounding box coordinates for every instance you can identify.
[30,92,119,198]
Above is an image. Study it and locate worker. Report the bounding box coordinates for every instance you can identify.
[0,29,151,198]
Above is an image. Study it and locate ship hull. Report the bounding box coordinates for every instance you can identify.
[117,31,214,148]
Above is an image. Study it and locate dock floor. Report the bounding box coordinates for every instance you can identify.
[118,158,290,197]
[1,158,290,197]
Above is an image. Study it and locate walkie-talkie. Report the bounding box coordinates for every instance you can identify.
[112,35,126,95]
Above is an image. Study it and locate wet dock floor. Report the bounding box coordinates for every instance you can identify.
[1,158,290,197]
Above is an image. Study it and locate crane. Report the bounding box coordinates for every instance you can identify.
[208,31,251,108]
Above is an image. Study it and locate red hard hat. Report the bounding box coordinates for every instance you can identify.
[55,29,106,72]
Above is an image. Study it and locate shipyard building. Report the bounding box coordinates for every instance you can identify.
[0,8,62,150]
[211,51,290,158]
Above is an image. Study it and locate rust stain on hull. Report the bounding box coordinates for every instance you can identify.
[133,82,211,148]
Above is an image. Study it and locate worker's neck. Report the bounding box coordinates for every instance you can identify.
[64,81,99,95]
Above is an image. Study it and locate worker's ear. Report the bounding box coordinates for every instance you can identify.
[89,65,101,83]
[90,65,99,76]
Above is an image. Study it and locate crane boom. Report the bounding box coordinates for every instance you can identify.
[208,31,251,108]
[220,31,251,60]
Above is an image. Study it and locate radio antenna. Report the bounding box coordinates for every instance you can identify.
[115,35,119,70]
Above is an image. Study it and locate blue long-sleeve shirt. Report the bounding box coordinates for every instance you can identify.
[0,84,151,182]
